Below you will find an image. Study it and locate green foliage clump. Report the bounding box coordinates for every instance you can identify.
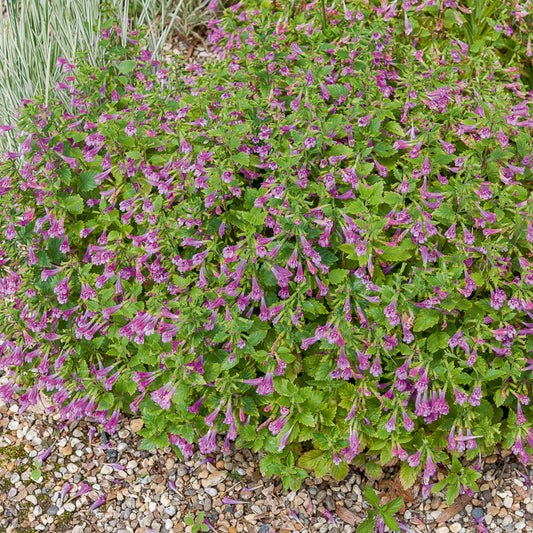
[0,0,533,498]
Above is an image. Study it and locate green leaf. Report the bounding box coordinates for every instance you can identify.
[64,194,84,215]
[357,516,376,533]
[31,469,42,481]
[364,484,380,507]
[382,512,400,531]
[380,241,413,262]
[239,424,257,442]
[413,310,440,332]
[382,497,404,515]
[57,166,72,185]
[117,60,137,74]
[365,461,383,480]
[232,152,250,166]
[330,461,349,482]
[79,170,99,192]
[399,462,419,489]
[248,329,268,346]
[328,268,349,284]
[298,449,324,471]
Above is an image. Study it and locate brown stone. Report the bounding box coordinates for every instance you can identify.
[229,528,237,533]
[498,508,508,518]
[60,444,73,456]
[130,419,144,433]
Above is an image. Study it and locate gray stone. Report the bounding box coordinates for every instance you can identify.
[47,505,58,516]
[165,505,177,517]
[205,487,217,497]
[471,507,484,520]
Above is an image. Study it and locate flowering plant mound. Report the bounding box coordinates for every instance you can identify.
[1,0,533,497]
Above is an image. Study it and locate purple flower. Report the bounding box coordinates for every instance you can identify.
[198,428,217,454]
[490,288,507,310]
[188,395,205,414]
[104,410,120,434]
[70,483,92,500]
[385,413,396,433]
[408,450,421,467]
[150,382,176,409]
[53,276,70,304]
[125,121,136,136]
[469,386,482,407]
[89,494,106,511]
[278,424,295,452]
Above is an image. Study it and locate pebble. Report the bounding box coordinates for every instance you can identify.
[450,523,461,533]
[165,505,177,517]
[201,471,227,488]
[472,507,484,519]
[47,505,58,516]
[205,487,217,497]
[130,419,144,433]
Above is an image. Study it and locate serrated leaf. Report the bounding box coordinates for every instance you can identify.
[380,241,413,262]
[365,461,383,480]
[239,424,257,441]
[233,151,249,166]
[382,512,400,531]
[57,166,71,185]
[64,195,84,215]
[298,449,323,471]
[329,268,349,284]
[330,461,349,482]
[413,310,440,332]
[399,462,419,489]
[356,517,376,533]
[117,60,137,74]
[79,170,98,192]
[248,329,268,346]
[382,497,404,515]
[364,484,379,507]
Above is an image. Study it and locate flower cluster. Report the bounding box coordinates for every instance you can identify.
[0,0,532,494]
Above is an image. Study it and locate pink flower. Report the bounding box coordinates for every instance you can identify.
[198,429,218,454]
[150,382,176,410]
[278,424,294,452]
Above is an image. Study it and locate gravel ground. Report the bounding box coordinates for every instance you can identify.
[2,390,533,533]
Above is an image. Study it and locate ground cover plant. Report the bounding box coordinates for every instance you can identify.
[0,0,533,506]
[0,0,220,152]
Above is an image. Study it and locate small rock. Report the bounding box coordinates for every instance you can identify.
[229,527,237,533]
[485,455,498,464]
[64,502,75,512]
[516,523,526,531]
[205,488,217,497]
[100,432,109,444]
[165,505,177,517]
[431,497,442,510]
[101,465,113,476]
[130,419,144,433]
[316,490,327,504]
[47,505,58,516]
[449,523,461,533]
[503,496,513,509]
[34,505,43,516]
[309,487,317,496]
[8,487,17,499]
[60,444,73,456]
[258,526,270,533]
[106,449,118,462]
[471,507,484,520]
[201,471,227,488]
[10,473,20,484]
[72,527,85,533]
[435,528,449,533]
